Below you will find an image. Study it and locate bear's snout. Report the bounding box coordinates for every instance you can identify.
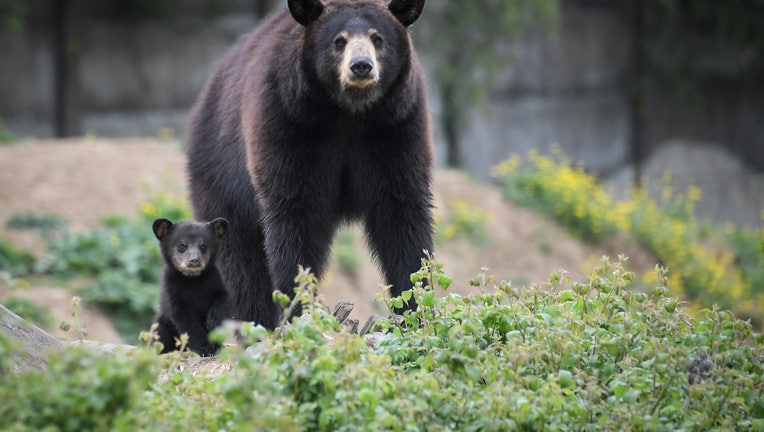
[350,57,374,78]
[339,35,380,90]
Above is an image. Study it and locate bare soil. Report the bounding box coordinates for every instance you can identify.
[0,138,655,343]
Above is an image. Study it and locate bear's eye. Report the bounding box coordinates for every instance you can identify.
[199,243,208,253]
[177,242,187,253]
[371,34,384,49]
[334,36,347,51]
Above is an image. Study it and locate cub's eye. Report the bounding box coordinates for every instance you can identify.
[334,36,347,50]
[371,34,384,49]
[177,243,187,253]
[199,243,208,253]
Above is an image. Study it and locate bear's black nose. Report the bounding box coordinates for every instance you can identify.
[350,57,374,78]
[188,258,201,268]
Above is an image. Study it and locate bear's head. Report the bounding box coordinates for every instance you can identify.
[289,0,425,113]
[153,218,229,277]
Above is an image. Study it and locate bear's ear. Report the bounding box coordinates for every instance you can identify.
[153,218,173,240]
[288,0,325,27]
[208,217,229,239]
[388,0,425,27]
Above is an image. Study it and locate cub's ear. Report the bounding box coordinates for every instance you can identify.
[388,0,425,27]
[209,218,229,239]
[288,0,325,27]
[152,218,173,240]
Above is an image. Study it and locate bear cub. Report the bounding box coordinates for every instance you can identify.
[152,217,232,356]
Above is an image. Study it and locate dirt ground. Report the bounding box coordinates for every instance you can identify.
[0,138,655,344]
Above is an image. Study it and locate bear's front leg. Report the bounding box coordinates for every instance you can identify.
[261,210,337,322]
[206,294,233,332]
[365,194,434,313]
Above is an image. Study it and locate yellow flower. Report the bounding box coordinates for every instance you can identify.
[491,154,520,177]
[141,202,159,218]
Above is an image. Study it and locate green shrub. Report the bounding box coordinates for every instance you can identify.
[0,238,35,277]
[0,339,159,431]
[375,255,764,430]
[493,151,762,326]
[2,258,762,431]
[493,151,619,242]
[725,221,764,302]
[6,211,67,235]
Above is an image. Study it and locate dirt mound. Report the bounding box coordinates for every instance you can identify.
[0,139,655,342]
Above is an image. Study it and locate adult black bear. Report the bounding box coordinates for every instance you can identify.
[152,218,232,356]
[187,0,432,329]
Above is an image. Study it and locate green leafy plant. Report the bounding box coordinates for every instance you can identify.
[6,211,67,235]
[1,257,763,430]
[0,337,160,431]
[0,238,35,277]
[725,220,764,304]
[373,255,764,430]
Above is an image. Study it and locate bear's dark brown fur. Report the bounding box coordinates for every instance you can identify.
[187,0,432,329]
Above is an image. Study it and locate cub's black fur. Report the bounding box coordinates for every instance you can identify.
[152,217,231,356]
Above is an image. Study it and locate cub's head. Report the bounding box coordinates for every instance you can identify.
[289,0,425,112]
[152,218,229,277]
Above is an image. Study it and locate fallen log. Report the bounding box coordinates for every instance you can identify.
[1,303,63,373]
[1,300,389,376]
